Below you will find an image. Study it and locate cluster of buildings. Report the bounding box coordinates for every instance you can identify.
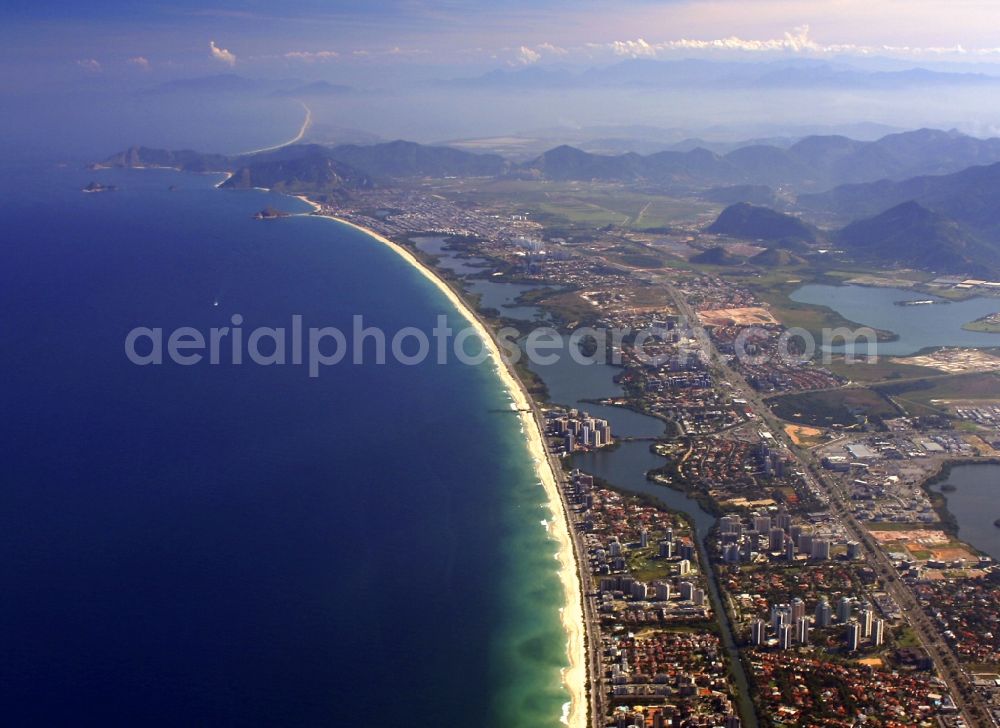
[717,509,857,566]
[819,432,978,523]
[749,652,957,725]
[546,409,613,451]
[914,578,1000,666]
[563,471,743,724]
[748,596,885,652]
[602,631,742,727]
[710,323,843,393]
[667,434,810,509]
[953,404,1000,432]
[320,187,542,243]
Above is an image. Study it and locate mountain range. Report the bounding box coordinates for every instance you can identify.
[514,129,1000,192]
[98,127,1000,274]
[98,141,505,196]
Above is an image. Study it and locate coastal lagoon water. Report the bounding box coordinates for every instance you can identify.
[414,237,549,322]
[0,164,569,725]
[413,236,490,276]
[528,336,666,439]
[790,284,1000,356]
[931,463,1000,560]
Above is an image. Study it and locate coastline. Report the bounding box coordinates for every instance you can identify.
[240,102,313,156]
[298,198,589,728]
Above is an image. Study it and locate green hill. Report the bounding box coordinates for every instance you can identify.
[706,203,815,245]
[835,201,995,274]
[690,246,744,266]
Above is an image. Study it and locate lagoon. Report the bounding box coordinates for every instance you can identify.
[790,284,1000,356]
[931,463,1000,560]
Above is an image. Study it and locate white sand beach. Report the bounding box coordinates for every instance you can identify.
[299,200,589,728]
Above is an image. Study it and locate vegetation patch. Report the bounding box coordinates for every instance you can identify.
[768,387,899,426]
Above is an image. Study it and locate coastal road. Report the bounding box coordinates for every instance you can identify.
[660,277,992,726]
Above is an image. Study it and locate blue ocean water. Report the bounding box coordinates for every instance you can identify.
[0,163,568,725]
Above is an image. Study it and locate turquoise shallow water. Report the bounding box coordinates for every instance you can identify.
[0,164,569,726]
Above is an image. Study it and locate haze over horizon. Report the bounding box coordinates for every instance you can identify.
[7,0,1000,157]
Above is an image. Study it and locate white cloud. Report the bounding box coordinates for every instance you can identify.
[284,50,340,62]
[75,58,101,72]
[128,56,151,70]
[209,40,236,66]
[511,43,567,65]
[605,26,1000,61]
[537,42,568,56]
[516,45,542,65]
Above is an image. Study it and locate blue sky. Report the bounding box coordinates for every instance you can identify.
[5,0,1000,88]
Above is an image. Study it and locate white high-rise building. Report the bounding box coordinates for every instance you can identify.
[846,621,861,651]
[811,539,831,560]
[873,618,885,647]
[861,608,874,638]
[779,623,794,650]
[796,616,810,644]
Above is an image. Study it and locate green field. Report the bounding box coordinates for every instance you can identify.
[876,372,1000,415]
[826,355,944,383]
[962,315,1000,333]
[768,387,900,426]
[430,178,719,231]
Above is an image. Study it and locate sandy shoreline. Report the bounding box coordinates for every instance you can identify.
[298,199,588,728]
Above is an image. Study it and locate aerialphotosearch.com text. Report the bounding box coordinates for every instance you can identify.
[125,314,881,377]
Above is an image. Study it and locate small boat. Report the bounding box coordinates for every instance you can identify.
[994,519,1000,529]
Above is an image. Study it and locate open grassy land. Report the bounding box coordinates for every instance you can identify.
[962,314,1000,333]
[826,355,945,383]
[768,387,900,426]
[428,178,720,232]
[875,372,1000,416]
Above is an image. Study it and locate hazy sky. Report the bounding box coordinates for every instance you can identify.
[5,0,1000,85]
[6,0,1000,158]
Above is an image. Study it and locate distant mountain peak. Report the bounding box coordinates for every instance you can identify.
[706,203,815,244]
